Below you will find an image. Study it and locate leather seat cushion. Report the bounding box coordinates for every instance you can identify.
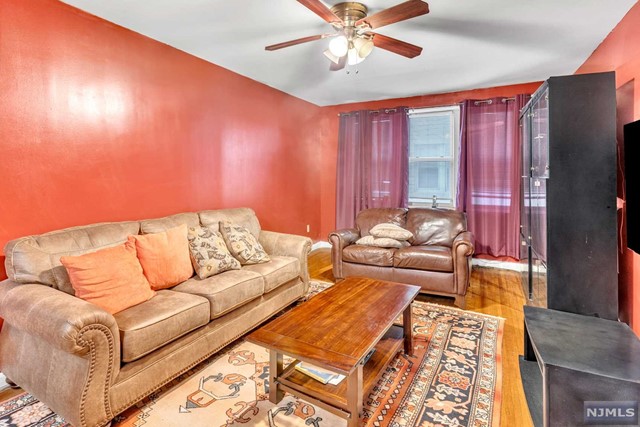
[242,256,300,293]
[393,245,453,272]
[172,269,264,319]
[114,290,210,362]
[342,245,395,267]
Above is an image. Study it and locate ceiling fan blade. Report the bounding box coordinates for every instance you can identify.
[330,55,347,71]
[371,33,423,58]
[357,0,429,30]
[265,34,326,51]
[297,0,343,24]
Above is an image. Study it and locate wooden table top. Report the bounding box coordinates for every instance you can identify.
[247,277,420,375]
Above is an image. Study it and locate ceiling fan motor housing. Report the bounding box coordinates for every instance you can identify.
[330,2,368,26]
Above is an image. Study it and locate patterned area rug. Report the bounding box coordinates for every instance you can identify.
[0,281,504,427]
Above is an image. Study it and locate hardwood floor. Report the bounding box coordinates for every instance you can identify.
[308,248,533,427]
[0,249,532,427]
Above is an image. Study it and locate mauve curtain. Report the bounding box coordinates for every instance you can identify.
[457,95,529,258]
[336,109,409,229]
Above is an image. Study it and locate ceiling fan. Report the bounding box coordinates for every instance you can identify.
[266,0,429,71]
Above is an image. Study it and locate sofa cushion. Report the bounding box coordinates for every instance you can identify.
[405,208,466,247]
[370,223,414,241]
[4,221,140,295]
[114,290,210,362]
[355,208,407,237]
[129,225,194,290]
[139,212,200,234]
[242,256,300,293]
[172,270,264,319]
[187,226,240,279]
[220,221,270,265]
[393,245,453,272]
[198,208,261,239]
[356,235,409,249]
[60,241,155,314]
[343,245,396,267]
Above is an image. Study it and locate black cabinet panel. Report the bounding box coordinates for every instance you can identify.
[519,72,618,320]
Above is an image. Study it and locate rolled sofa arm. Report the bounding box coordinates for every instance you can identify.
[452,231,475,295]
[0,280,120,427]
[328,228,360,279]
[259,230,313,288]
[0,281,120,355]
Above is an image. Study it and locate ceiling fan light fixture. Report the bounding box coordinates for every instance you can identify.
[347,46,365,66]
[328,35,349,57]
[354,37,374,59]
[323,49,341,64]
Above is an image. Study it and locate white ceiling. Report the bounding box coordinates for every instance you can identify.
[61,0,636,106]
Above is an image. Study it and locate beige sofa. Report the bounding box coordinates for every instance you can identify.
[0,208,311,427]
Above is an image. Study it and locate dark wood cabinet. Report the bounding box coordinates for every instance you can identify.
[520,307,640,427]
[518,72,638,427]
[519,72,618,320]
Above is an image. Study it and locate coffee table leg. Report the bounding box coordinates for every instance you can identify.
[347,364,363,427]
[269,350,284,403]
[403,303,413,356]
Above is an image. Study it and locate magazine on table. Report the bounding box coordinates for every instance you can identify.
[294,362,345,385]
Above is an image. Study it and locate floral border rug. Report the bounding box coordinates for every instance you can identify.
[0,281,504,427]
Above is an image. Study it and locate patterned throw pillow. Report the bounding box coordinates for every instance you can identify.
[187,226,241,279]
[219,221,270,265]
[370,223,414,241]
[356,235,410,249]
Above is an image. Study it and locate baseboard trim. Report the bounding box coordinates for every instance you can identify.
[472,258,526,272]
[312,241,331,251]
[0,373,9,391]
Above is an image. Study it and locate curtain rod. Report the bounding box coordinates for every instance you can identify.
[337,97,517,116]
[337,107,407,117]
[474,97,516,106]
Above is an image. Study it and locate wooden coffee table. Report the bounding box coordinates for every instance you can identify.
[247,277,420,426]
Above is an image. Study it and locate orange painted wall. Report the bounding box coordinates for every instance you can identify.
[576,1,640,334]
[317,82,543,239]
[0,0,323,287]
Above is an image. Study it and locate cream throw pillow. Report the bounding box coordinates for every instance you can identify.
[220,221,270,265]
[370,223,414,241]
[356,235,410,249]
[187,226,241,279]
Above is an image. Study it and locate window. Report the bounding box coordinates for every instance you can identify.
[407,106,460,208]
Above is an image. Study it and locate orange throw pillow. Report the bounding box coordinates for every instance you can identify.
[129,224,193,290]
[60,241,155,314]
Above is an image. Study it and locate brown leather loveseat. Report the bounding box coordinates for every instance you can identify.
[329,208,474,307]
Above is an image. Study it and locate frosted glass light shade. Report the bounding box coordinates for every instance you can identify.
[354,37,374,58]
[347,47,365,65]
[323,49,341,64]
[328,35,348,57]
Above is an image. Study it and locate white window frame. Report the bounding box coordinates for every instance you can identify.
[407,105,460,209]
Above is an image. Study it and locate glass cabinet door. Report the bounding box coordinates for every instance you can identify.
[520,115,531,244]
[531,178,547,264]
[531,89,549,178]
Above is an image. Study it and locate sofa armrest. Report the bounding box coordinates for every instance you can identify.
[453,231,474,256]
[0,280,120,357]
[452,231,475,295]
[259,231,313,287]
[328,228,360,279]
[0,280,121,427]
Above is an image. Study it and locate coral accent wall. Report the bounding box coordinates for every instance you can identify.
[576,1,640,335]
[0,0,323,285]
[316,82,543,240]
